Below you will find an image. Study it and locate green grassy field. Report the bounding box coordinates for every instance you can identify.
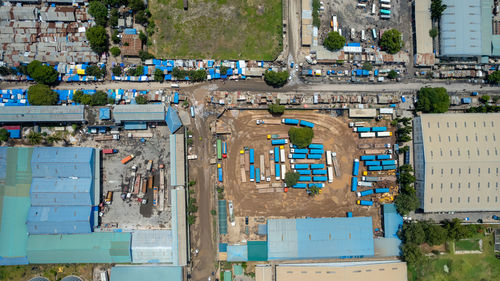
[409,233,500,281]
[455,239,481,251]
[149,0,283,60]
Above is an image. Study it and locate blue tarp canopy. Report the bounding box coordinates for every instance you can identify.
[99,108,111,120]
[124,28,137,35]
[165,107,182,134]
[124,122,148,130]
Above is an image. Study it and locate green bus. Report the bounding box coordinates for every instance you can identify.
[216,139,222,160]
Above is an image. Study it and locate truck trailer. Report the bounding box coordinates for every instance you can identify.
[313,176,327,182]
[308,144,324,149]
[312,169,327,175]
[382,165,397,170]
[359,132,376,138]
[354,127,370,132]
[360,155,376,161]
[327,167,334,183]
[362,176,380,182]
[376,132,392,137]
[271,139,288,145]
[310,164,325,169]
[275,164,281,180]
[381,160,397,165]
[368,166,383,171]
[299,120,315,128]
[121,155,135,164]
[374,188,390,193]
[326,151,333,166]
[371,126,387,132]
[357,189,374,197]
[376,154,392,160]
[351,177,358,192]
[103,149,118,154]
[282,118,299,125]
[307,154,322,159]
[280,148,286,163]
[358,181,373,187]
[249,165,255,182]
[274,147,280,163]
[357,200,373,206]
[298,176,312,182]
[365,160,381,166]
[296,169,312,175]
[309,149,324,154]
[289,154,306,159]
[218,167,223,182]
[281,165,286,180]
[293,183,307,188]
[309,183,325,188]
[292,164,309,169]
[291,148,308,154]
[352,159,360,176]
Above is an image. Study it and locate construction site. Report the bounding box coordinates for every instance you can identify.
[214,110,398,248]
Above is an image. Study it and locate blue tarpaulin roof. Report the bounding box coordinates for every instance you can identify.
[227,245,248,261]
[383,204,403,239]
[124,122,148,130]
[173,92,179,104]
[124,28,137,35]
[165,107,182,134]
[99,108,110,120]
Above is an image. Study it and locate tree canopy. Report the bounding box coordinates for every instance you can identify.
[268,101,285,115]
[86,26,109,55]
[73,90,110,106]
[380,29,403,54]
[431,0,447,20]
[324,31,345,51]
[284,172,300,187]
[27,60,58,85]
[28,84,58,105]
[415,87,450,113]
[88,1,108,27]
[429,28,438,38]
[388,70,398,79]
[487,70,500,84]
[86,65,105,79]
[288,127,314,149]
[110,47,121,57]
[264,70,288,88]
[135,95,148,104]
[154,69,164,82]
[395,192,420,216]
[0,128,9,142]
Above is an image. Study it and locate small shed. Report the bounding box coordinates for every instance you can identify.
[99,108,110,120]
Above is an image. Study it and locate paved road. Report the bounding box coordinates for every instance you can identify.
[411,211,500,224]
[187,89,217,281]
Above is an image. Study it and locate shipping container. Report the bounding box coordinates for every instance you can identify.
[352,159,360,176]
[351,177,358,192]
[274,147,280,163]
[222,142,227,158]
[371,127,387,132]
[288,154,306,159]
[362,176,379,182]
[271,139,288,145]
[381,160,397,165]
[218,168,223,182]
[374,188,390,193]
[102,149,118,154]
[358,181,373,187]
[326,151,333,166]
[308,183,325,188]
[291,148,308,154]
[298,176,312,182]
[292,164,309,169]
[357,200,373,206]
[312,169,327,175]
[327,167,334,183]
[307,154,322,159]
[275,164,281,180]
[310,163,325,169]
[282,118,300,125]
[217,140,222,160]
[299,120,315,128]
[308,144,324,149]
[313,176,327,182]
[360,155,376,161]
[376,132,392,137]
[280,148,286,163]
[250,165,255,182]
[382,165,397,170]
[309,149,324,154]
[281,165,286,180]
[354,127,371,132]
[255,168,261,183]
[357,189,374,197]
[368,166,383,171]
[365,160,381,166]
[293,183,307,188]
[360,132,376,138]
[121,155,134,164]
[296,169,312,175]
[376,154,392,160]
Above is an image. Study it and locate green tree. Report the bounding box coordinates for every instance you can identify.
[27,132,43,145]
[86,65,105,79]
[139,31,147,44]
[479,95,490,103]
[109,8,119,27]
[425,223,448,246]
[362,62,373,71]
[139,50,155,61]
[264,70,289,88]
[129,0,145,12]
[112,30,121,44]
[110,46,121,57]
[308,186,320,197]
[112,66,122,76]
[27,60,58,85]
[220,66,229,75]
[86,26,109,55]
[73,90,91,104]
[46,134,63,144]
[188,69,207,82]
[429,28,438,38]
[401,242,425,266]
[135,95,148,104]
[403,222,426,244]
[187,215,196,225]
[443,218,469,240]
[28,84,58,105]
[288,127,314,149]
[416,87,450,113]
[487,70,500,84]
[431,0,447,21]
[284,172,300,187]
[268,101,285,115]
[154,69,164,82]
[395,192,419,216]
[0,128,9,142]
[91,91,109,106]
[312,0,320,27]
[388,70,398,79]
[398,146,410,154]
[380,29,403,54]
[88,1,108,26]
[323,31,346,51]
[135,10,151,25]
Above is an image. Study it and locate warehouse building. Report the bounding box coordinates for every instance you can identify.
[0,105,85,124]
[267,217,374,260]
[113,104,165,124]
[413,113,500,212]
[110,265,183,281]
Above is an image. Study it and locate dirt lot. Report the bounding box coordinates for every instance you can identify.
[149,0,282,60]
[219,110,397,237]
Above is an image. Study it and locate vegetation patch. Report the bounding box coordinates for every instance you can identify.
[455,239,481,251]
[149,0,282,60]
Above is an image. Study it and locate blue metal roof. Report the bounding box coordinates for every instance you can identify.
[26,206,93,234]
[110,266,183,281]
[227,245,248,261]
[99,108,110,120]
[31,147,94,178]
[383,204,403,239]
[131,230,173,264]
[267,217,374,260]
[31,177,93,193]
[165,107,182,134]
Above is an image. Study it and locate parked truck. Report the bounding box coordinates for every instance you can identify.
[309,149,324,154]
[249,149,255,164]
[376,154,392,160]
[309,183,325,188]
[218,167,223,182]
[352,159,360,176]
[381,160,397,166]
[360,132,376,138]
[289,154,306,159]
[293,183,307,188]
[274,147,280,163]
[281,165,286,180]
[267,134,288,139]
[365,160,381,166]
[121,155,134,164]
[376,132,392,137]
[310,164,325,169]
[280,147,286,163]
[327,167,334,183]
[257,119,282,125]
[299,120,315,128]
[357,189,374,197]
[271,139,288,145]
[371,127,387,132]
[368,166,383,171]
[313,176,327,182]
[382,165,397,170]
[312,169,327,175]
[357,200,373,206]
[358,181,373,187]
[291,164,309,169]
[307,154,322,159]
[282,118,300,125]
[102,149,118,154]
[291,148,308,154]
[308,144,324,149]
[298,176,312,182]
[249,165,255,182]
[374,188,390,193]
[360,155,376,161]
[375,143,392,149]
[296,169,311,175]
[362,176,380,182]
[290,159,318,164]
[365,149,391,154]
[351,177,358,192]
[275,164,281,180]
[353,127,370,132]
[255,168,261,183]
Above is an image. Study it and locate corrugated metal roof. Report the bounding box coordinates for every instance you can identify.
[27,232,132,263]
[0,106,85,123]
[165,107,182,134]
[131,230,173,263]
[383,204,403,239]
[113,104,165,123]
[26,206,93,234]
[227,245,248,261]
[31,147,94,178]
[30,177,93,193]
[268,217,374,260]
[110,266,183,281]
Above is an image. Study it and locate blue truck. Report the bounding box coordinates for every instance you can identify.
[312,169,327,175]
[313,176,327,182]
[249,165,255,181]
[275,164,281,180]
[381,160,397,166]
[308,183,325,188]
[357,200,373,206]
[357,189,374,197]
[310,164,325,169]
[299,120,315,128]
[292,164,309,169]
[376,154,392,160]
[309,149,324,154]
[218,168,223,182]
[274,147,279,163]
[282,118,300,125]
[365,160,381,166]
[354,127,371,132]
[307,154,322,159]
[382,165,397,170]
[368,166,383,171]
[374,188,390,193]
[351,177,358,192]
[249,149,255,164]
[360,155,376,161]
[255,168,260,183]
[293,183,307,188]
[352,159,360,176]
[289,154,307,159]
[296,169,312,175]
[308,144,324,149]
[291,148,308,154]
[371,127,387,132]
[271,139,288,145]
[298,176,312,182]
